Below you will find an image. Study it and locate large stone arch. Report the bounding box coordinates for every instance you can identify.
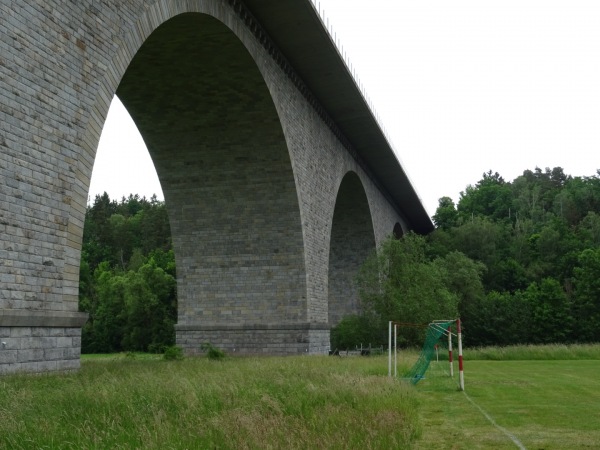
[0,0,432,373]
[114,12,308,354]
[328,171,376,327]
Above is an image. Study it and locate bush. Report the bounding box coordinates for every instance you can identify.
[201,342,225,360]
[148,343,167,354]
[163,346,184,361]
[330,315,384,350]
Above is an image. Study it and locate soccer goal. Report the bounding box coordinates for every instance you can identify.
[388,319,464,390]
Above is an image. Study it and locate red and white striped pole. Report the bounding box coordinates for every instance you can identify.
[448,325,454,377]
[388,321,392,377]
[394,323,397,377]
[457,318,464,391]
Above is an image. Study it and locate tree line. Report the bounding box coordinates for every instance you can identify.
[333,167,600,348]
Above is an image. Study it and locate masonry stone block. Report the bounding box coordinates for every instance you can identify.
[18,348,44,363]
[0,350,17,365]
[44,348,66,361]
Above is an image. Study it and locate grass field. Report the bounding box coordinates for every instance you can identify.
[414,358,600,449]
[1,344,599,449]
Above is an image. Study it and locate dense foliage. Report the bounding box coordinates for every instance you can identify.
[431,167,600,345]
[334,167,600,348]
[429,167,600,345]
[331,234,481,348]
[79,193,176,353]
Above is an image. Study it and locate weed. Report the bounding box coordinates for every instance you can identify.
[200,342,225,360]
[163,346,184,361]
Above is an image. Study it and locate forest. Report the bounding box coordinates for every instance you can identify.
[80,167,600,352]
[426,167,600,346]
[79,193,176,353]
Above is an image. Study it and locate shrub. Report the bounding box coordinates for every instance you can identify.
[148,343,167,354]
[330,314,383,350]
[163,345,184,361]
[201,342,225,360]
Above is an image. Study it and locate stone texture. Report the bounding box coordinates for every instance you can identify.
[0,327,82,374]
[328,172,377,326]
[177,323,330,355]
[0,0,416,373]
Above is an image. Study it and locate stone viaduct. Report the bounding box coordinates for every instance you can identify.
[0,0,433,374]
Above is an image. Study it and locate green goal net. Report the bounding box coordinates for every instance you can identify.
[402,320,455,384]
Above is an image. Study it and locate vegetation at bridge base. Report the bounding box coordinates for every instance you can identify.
[79,193,177,354]
[333,167,600,348]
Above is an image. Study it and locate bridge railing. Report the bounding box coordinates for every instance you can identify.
[308,0,397,157]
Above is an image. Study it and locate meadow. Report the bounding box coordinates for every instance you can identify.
[1,344,599,449]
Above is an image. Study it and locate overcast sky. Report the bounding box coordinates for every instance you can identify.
[89,0,600,216]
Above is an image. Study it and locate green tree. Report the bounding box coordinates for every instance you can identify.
[356,234,459,346]
[432,196,459,230]
[83,193,118,268]
[82,262,127,353]
[121,259,177,352]
[450,217,509,291]
[433,251,486,333]
[464,290,531,346]
[511,167,570,223]
[526,278,573,344]
[576,211,600,248]
[457,171,513,222]
[572,248,600,342]
[80,194,176,353]
[330,314,382,351]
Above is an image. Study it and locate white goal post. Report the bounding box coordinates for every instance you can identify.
[388,319,464,391]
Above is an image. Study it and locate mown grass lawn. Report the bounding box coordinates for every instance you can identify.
[1,345,599,449]
[414,345,600,449]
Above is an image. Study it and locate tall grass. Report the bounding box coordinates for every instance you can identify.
[3,345,600,449]
[465,343,600,361]
[0,355,419,449]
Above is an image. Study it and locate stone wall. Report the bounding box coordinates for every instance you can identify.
[177,324,330,356]
[0,327,82,375]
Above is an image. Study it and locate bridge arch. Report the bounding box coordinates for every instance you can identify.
[98,10,308,354]
[0,0,432,373]
[393,222,405,239]
[328,171,376,327]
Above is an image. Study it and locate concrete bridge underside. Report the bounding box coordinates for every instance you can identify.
[0,0,432,373]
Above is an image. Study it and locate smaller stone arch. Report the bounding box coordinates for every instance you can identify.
[328,171,377,327]
[393,222,405,239]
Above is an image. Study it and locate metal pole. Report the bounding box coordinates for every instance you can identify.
[394,323,397,378]
[388,321,392,377]
[457,318,464,391]
[448,325,454,377]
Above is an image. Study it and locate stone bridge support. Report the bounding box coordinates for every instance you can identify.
[0,0,430,373]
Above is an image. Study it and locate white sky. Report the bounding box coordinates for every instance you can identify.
[89,0,600,216]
